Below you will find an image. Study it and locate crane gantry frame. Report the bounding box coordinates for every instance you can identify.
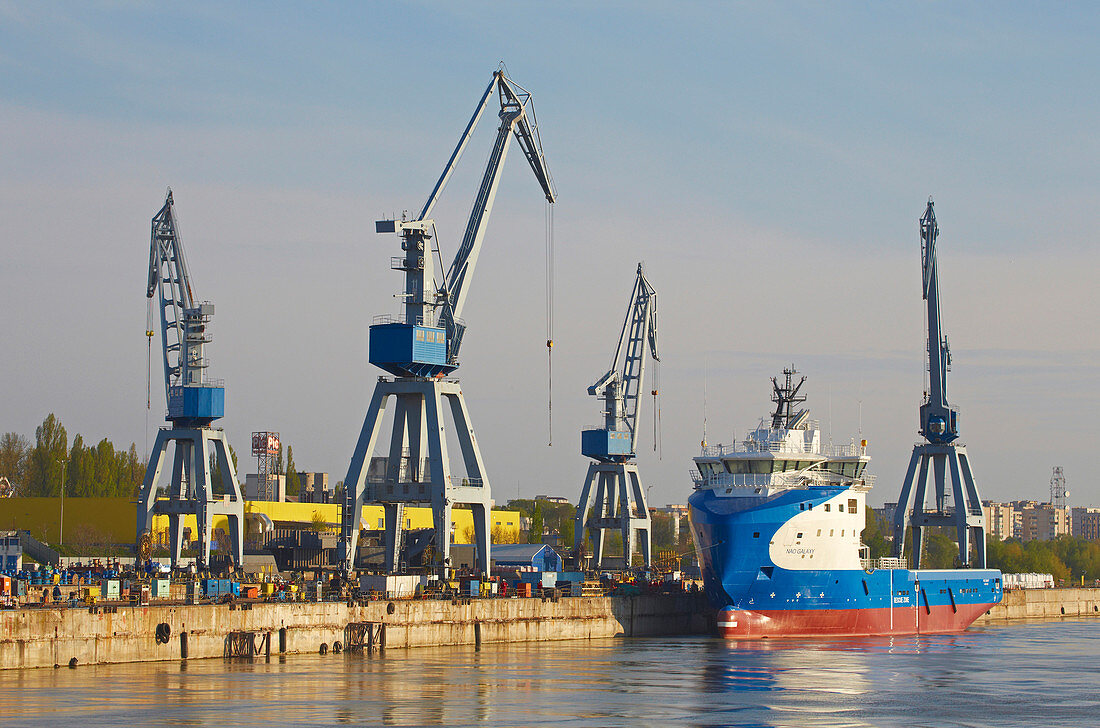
[337,69,555,577]
[575,263,659,570]
[136,190,244,569]
[893,198,987,568]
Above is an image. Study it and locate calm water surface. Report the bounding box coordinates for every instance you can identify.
[1,620,1096,727]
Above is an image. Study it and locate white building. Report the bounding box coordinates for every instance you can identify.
[1,531,23,571]
[245,474,286,502]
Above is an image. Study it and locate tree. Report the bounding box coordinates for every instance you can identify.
[210,444,239,496]
[26,414,67,496]
[862,509,891,559]
[528,502,544,544]
[66,434,89,497]
[285,445,300,497]
[124,444,143,497]
[560,518,575,548]
[0,432,29,487]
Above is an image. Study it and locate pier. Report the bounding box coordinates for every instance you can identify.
[0,593,713,670]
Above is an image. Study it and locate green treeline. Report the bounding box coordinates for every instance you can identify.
[864,509,1100,583]
[506,498,693,555]
[0,414,145,498]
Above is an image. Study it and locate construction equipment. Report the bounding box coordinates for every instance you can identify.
[136,190,244,569]
[575,263,659,570]
[893,198,987,568]
[338,68,555,577]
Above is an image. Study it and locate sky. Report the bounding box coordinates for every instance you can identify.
[1,2,1098,510]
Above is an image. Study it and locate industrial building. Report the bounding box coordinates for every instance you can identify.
[0,532,22,571]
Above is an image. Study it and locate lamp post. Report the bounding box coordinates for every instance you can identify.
[58,457,67,547]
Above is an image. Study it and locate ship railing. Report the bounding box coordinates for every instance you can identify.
[861,556,908,571]
[700,441,868,458]
[693,471,876,490]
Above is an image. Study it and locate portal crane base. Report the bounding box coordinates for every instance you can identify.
[575,461,652,571]
[893,442,986,568]
[338,378,492,579]
[136,427,245,568]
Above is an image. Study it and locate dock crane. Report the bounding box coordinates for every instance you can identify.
[136,190,244,569]
[893,198,987,568]
[338,69,555,577]
[575,264,659,570]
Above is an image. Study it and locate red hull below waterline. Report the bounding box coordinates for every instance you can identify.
[717,602,996,639]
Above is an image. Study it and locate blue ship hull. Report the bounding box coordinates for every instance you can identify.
[688,485,1002,638]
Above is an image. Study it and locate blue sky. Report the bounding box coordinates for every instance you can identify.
[1,2,1098,508]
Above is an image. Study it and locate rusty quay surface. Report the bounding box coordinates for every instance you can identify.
[0,593,713,670]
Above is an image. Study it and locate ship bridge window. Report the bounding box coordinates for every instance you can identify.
[749,460,773,475]
[856,462,867,477]
[727,461,750,474]
[848,499,858,514]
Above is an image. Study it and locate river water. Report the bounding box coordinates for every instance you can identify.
[1,619,1096,727]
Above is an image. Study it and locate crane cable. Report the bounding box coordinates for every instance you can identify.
[145,297,154,460]
[545,201,554,446]
[653,360,662,459]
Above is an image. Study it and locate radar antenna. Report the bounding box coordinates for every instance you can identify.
[770,367,807,429]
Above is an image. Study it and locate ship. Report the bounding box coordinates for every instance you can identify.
[687,368,1002,638]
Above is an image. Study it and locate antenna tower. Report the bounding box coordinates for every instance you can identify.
[1050,466,1067,509]
[251,432,281,501]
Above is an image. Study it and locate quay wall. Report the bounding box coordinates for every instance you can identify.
[976,587,1100,623]
[0,593,713,670]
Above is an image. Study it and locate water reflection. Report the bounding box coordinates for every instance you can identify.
[0,622,1097,727]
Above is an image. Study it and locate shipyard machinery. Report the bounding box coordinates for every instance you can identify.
[338,69,556,576]
[137,190,244,568]
[893,199,987,568]
[575,263,659,570]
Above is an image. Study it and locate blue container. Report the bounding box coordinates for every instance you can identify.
[369,323,451,377]
[168,385,225,422]
[581,429,633,459]
[467,580,480,598]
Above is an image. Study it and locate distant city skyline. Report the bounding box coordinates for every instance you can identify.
[1,3,1097,509]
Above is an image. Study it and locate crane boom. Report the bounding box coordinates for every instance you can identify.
[438,71,556,362]
[417,76,498,223]
[584,263,659,458]
[374,68,555,376]
[147,190,195,400]
[146,189,222,426]
[918,198,957,443]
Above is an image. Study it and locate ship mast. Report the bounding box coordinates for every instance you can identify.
[770,367,807,429]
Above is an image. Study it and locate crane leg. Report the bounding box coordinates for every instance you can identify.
[471,502,490,578]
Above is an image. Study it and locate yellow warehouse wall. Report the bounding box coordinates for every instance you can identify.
[0,497,521,547]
